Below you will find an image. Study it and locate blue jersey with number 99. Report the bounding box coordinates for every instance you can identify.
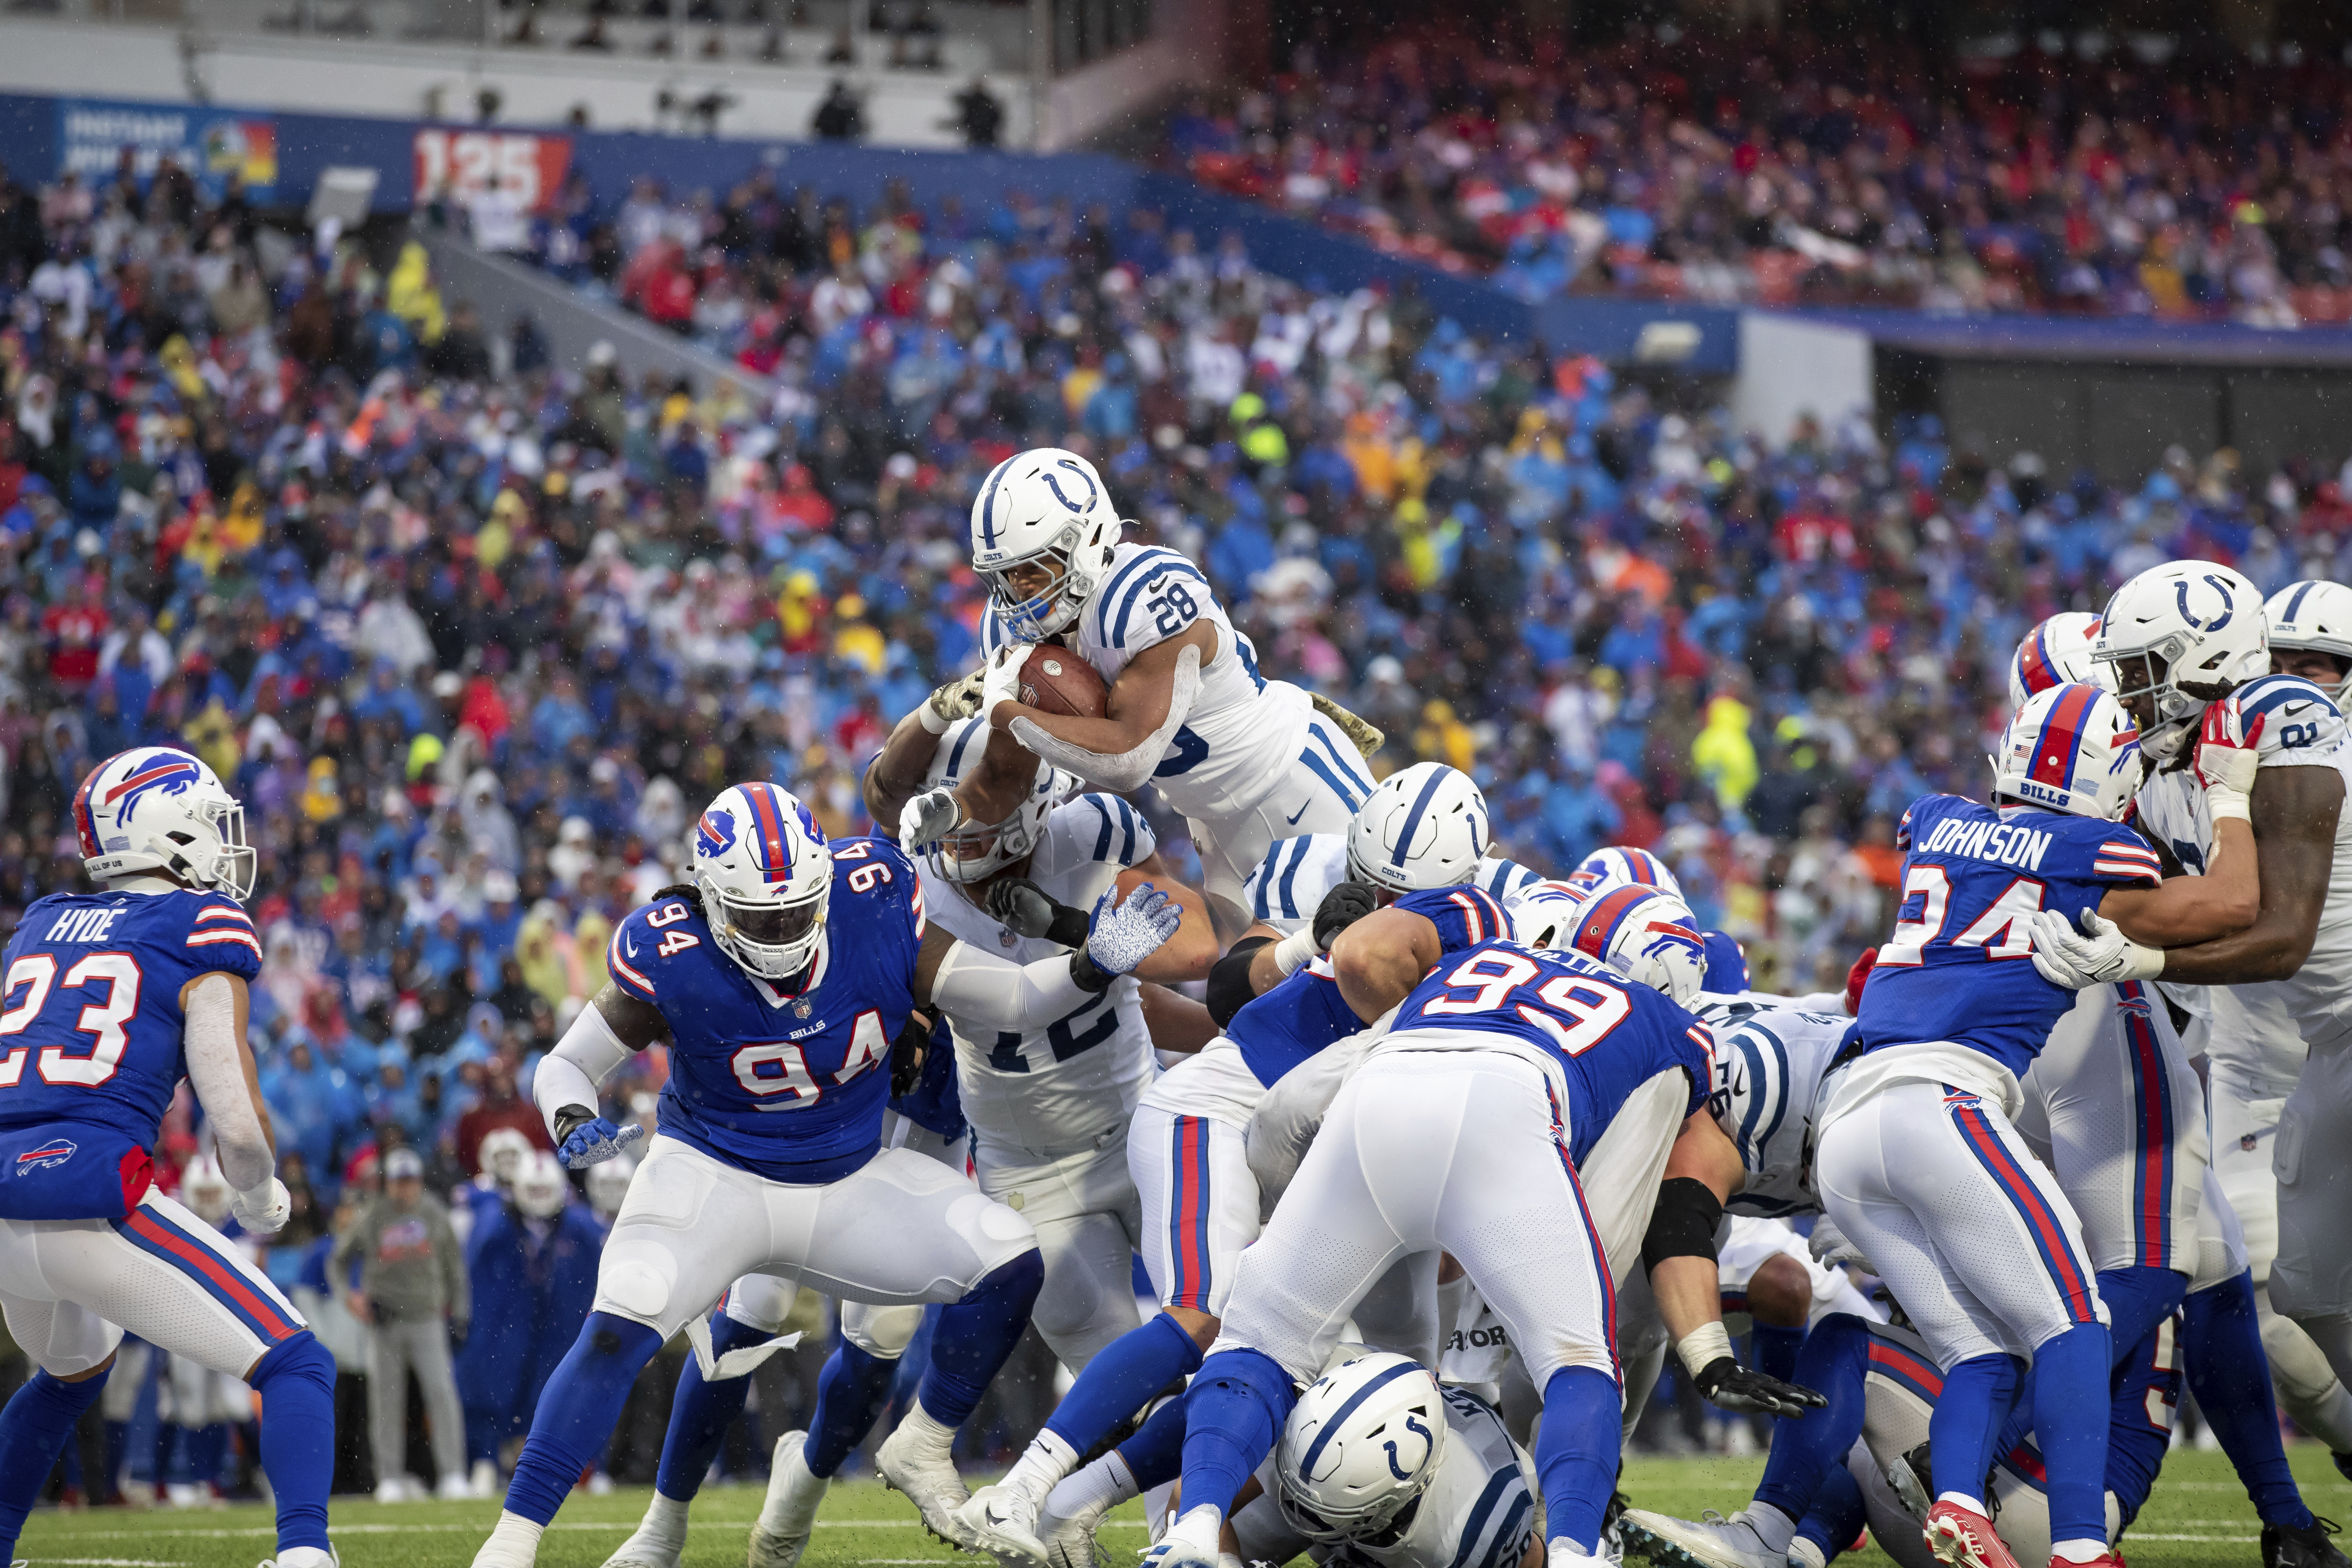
[1391,939,1712,1165]
[606,837,926,1183]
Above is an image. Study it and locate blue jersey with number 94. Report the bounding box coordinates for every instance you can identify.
[605,837,926,1183]
[1391,939,1712,1165]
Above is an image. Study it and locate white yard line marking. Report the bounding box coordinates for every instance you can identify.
[21,1556,193,1565]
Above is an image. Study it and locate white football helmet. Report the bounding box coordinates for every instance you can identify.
[1502,879,1592,949]
[971,447,1122,642]
[1566,883,1707,1007]
[513,1151,570,1219]
[2093,562,2268,761]
[1567,845,1681,901]
[923,716,1077,883]
[1345,763,1490,895]
[586,1149,636,1220]
[74,747,256,901]
[692,782,832,980]
[2265,580,2352,700]
[2007,612,2107,711]
[181,1155,231,1225]
[1275,1352,1446,1545]
[1991,681,2143,821]
[479,1126,533,1186]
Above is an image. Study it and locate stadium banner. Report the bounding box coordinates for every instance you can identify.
[54,98,278,201]
[413,127,573,213]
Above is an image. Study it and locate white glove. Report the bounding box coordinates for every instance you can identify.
[231,1177,293,1236]
[2029,907,2164,988]
[917,670,987,735]
[981,644,1030,727]
[2195,700,2266,821]
[1809,1214,1871,1271]
[1083,882,1183,977]
[898,787,964,855]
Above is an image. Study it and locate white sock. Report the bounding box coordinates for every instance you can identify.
[1936,1492,1984,1514]
[1741,1503,1796,1555]
[1004,1429,1079,1501]
[1547,1538,1598,1561]
[2051,1538,2109,1563]
[483,1512,546,1564]
[1173,1503,1225,1547]
[640,1493,690,1547]
[896,1402,961,1461]
[1044,1452,1136,1522]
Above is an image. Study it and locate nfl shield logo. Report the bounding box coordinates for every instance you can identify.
[2242,1134,2260,1152]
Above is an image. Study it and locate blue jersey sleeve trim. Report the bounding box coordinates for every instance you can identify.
[1090,549,1176,644]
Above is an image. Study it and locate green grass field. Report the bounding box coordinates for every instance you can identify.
[15,1449,2347,1568]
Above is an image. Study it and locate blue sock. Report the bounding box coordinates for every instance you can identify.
[1928,1352,2027,1505]
[652,1313,775,1501]
[250,1333,337,1552]
[467,1405,505,1467]
[505,1313,663,1525]
[1115,1396,1189,1490]
[103,1419,129,1500]
[1751,1322,1805,1386]
[196,1423,227,1486]
[2031,1322,2113,1545]
[0,1364,110,1556]
[2095,1267,2187,1376]
[1178,1349,1297,1519]
[916,1252,1043,1427]
[1794,1463,1867,1563]
[1534,1366,1620,1550]
[806,1340,901,1477]
[1754,1313,1871,1523]
[2184,1272,2313,1530]
[1045,1312,1204,1455]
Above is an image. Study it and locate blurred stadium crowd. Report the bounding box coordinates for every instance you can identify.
[6,132,2352,1487]
[1164,28,2352,321]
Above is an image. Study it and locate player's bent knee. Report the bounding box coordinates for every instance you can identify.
[842,1302,925,1360]
[595,1252,676,1327]
[249,1330,335,1396]
[725,1274,798,1334]
[1749,1253,1816,1328]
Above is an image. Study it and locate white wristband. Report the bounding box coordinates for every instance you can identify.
[2206,788,2251,823]
[1675,1320,1736,1380]
[917,701,952,735]
[1272,927,1320,977]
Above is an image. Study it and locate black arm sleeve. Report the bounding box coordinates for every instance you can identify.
[1640,1176,1725,1276]
[1206,936,1275,1030]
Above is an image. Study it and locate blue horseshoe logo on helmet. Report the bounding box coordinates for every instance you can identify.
[1381,1414,1433,1479]
[1041,459,1099,515]
[2175,575,2235,633]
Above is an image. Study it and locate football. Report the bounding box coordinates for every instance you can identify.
[1018,644,1110,718]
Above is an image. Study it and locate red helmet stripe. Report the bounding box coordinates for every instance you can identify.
[1573,884,1657,961]
[2028,684,2102,792]
[744,783,792,883]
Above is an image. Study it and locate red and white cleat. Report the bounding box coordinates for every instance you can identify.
[1924,1501,2021,1568]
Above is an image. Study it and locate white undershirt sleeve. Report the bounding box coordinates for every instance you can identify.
[928,939,1108,1029]
[536,1002,635,1141]
[183,974,275,1197]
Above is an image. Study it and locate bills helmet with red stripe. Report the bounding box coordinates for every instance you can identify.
[1345,762,1490,896]
[692,782,831,980]
[2264,579,2352,701]
[1501,879,1591,950]
[2006,612,2106,712]
[1565,882,1706,1007]
[2092,561,2267,762]
[74,747,256,901]
[1992,681,2143,821]
[971,447,1122,643]
[1566,844,1681,901]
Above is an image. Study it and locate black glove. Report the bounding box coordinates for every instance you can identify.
[1313,880,1381,949]
[986,876,1090,948]
[890,1011,932,1097]
[1691,1356,1828,1417]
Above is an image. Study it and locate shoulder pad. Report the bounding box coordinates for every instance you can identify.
[1474,856,1544,900]
[1092,548,1219,653]
[1397,885,1511,952]
[182,893,264,974]
[2232,675,2346,761]
[608,894,709,1001]
[1066,793,1155,867]
[1244,833,1342,926]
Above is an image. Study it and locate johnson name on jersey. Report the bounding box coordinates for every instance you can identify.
[605,837,924,1183]
[1856,794,2159,1077]
[1226,884,1511,1090]
[1694,996,1854,1218]
[922,793,1156,1158]
[1242,833,1544,930]
[987,542,1321,818]
[1387,938,1712,1164]
[0,888,262,1146]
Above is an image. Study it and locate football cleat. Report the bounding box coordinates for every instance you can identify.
[2264,1517,2351,1568]
[1923,1500,2021,1568]
[957,1483,1052,1568]
[877,1419,977,1550]
[749,1431,830,1568]
[1615,1510,1782,1568]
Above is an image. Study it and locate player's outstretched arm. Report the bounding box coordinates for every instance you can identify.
[2135,761,2340,981]
[1645,1112,1825,1418]
[183,971,291,1234]
[2097,808,2263,948]
[917,882,1182,1026]
[990,634,1209,793]
[539,985,665,1167]
[1326,906,1442,1022]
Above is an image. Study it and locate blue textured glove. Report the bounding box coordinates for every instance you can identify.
[1083,882,1182,977]
[559,1116,645,1170]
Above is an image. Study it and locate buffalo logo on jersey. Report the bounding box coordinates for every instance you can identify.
[14,1138,76,1173]
[74,750,202,856]
[696,808,738,860]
